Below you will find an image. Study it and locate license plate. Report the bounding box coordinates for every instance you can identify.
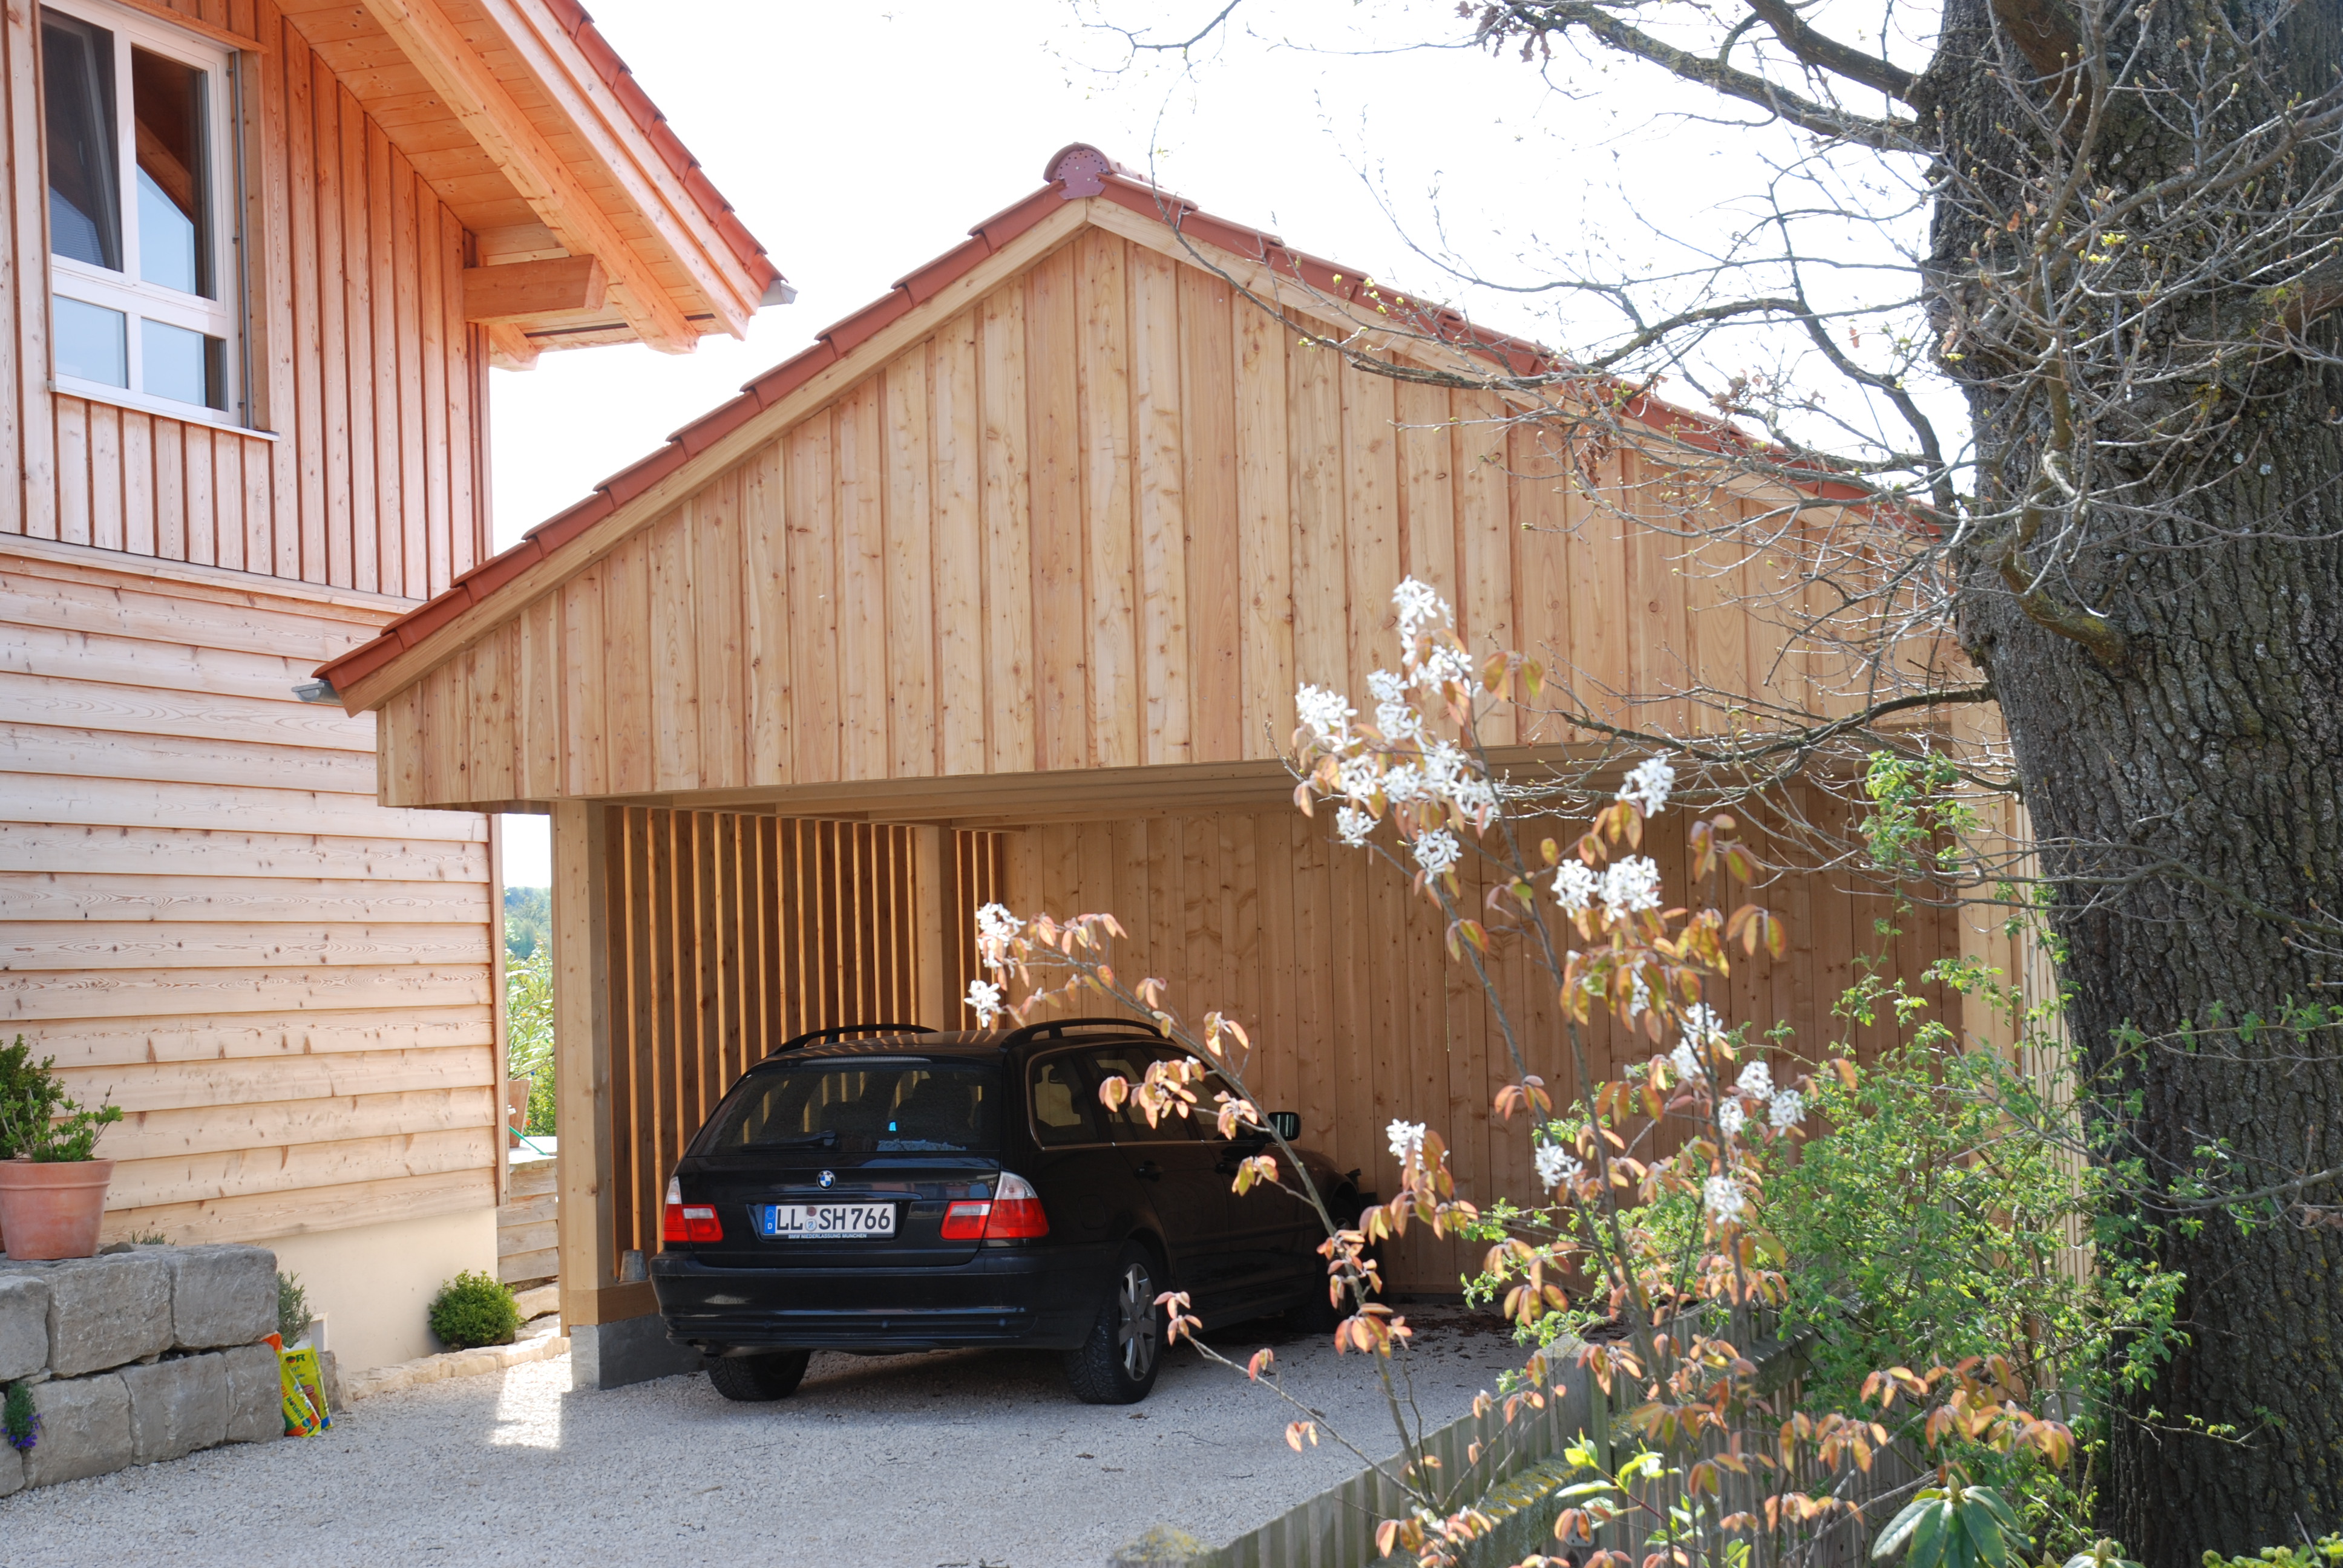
[757,1201,897,1240]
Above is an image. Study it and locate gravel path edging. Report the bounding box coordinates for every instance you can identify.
[342,1321,567,1403]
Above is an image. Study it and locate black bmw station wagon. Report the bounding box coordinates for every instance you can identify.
[650,1018,1366,1405]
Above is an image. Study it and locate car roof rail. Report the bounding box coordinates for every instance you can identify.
[766,1022,936,1057]
[1001,1015,1166,1048]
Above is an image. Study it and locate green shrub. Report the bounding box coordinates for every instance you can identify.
[428,1269,520,1350]
[2202,1540,2343,1568]
[278,1271,310,1342]
[0,1034,120,1161]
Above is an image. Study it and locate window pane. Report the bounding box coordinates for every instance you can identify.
[54,295,127,387]
[142,318,224,408]
[132,47,209,297]
[41,11,121,272]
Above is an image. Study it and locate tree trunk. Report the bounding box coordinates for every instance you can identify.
[1936,1,2343,1552]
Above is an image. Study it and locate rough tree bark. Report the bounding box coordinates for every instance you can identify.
[1927,0,2343,1552]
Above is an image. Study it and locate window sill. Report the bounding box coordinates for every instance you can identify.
[48,378,278,440]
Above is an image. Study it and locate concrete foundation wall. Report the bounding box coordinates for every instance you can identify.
[266,1204,498,1374]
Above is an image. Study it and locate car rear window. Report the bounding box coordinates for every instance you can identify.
[700,1060,1001,1155]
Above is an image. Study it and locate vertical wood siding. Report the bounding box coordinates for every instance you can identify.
[1002,798,1959,1295]
[0,0,488,598]
[599,811,1003,1269]
[0,545,498,1243]
[376,224,1847,808]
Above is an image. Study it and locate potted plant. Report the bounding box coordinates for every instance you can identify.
[0,1035,123,1260]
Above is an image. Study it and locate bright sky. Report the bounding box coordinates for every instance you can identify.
[491,0,1915,887]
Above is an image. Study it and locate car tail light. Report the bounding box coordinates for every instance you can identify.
[661,1174,722,1244]
[939,1172,1050,1242]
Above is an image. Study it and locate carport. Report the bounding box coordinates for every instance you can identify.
[315,145,1986,1385]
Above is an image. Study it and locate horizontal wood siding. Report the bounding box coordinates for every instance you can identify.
[0,544,497,1244]
[600,811,997,1270]
[1001,797,1958,1295]
[0,0,488,598]
[376,225,1852,808]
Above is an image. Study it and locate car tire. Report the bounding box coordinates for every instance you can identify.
[707,1349,812,1402]
[1065,1242,1164,1405]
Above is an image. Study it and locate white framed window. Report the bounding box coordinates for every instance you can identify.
[40,0,241,423]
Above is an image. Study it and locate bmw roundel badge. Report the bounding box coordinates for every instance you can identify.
[818,1169,836,1188]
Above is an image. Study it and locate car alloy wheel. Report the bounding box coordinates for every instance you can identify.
[1117,1258,1158,1382]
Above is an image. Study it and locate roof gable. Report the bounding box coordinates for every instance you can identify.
[318,145,1601,710]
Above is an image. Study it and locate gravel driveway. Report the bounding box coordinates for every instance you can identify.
[1,1307,1523,1568]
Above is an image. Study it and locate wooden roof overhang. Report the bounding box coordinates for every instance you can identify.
[278,0,785,365]
[317,145,1879,821]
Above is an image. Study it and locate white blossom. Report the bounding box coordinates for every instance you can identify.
[1337,755,1383,800]
[1376,702,1425,743]
[1296,684,1354,742]
[1552,860,1600,915]
[1769,1088,1806,1130]
[1703,1175,1748,1224]
[966,979,1004,1028]
[1670,1039,1705,1082]
[1415,642,1475,691]
[1392,577,1450,644]
[1534,1143,1583,1191]
[1336,807,1376,848]
[1449,774,1498,817]
[1628,970,1652,1019]
[1600,855,1663,920]
[1736,1059,1775,1100]
[1680,1002,1726,1047]
[1380,764,1430,803]
[1619,754,1676,818]
[1420,740,1467,791]
[1388,1119,1427,1165]
[975,902,1021,946]
[1413,828,1462,877]
[1367,668,1407,704]
[1718,1099,1747,1138]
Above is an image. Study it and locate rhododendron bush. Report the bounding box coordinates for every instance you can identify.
[971,580,2172,1567]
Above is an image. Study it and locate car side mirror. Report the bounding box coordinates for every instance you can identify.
[1267,1111,1301,1142]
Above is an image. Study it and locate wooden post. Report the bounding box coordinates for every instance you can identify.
[488,815,510,1207]
[911,825,950,1028]
[552,799,623,1327]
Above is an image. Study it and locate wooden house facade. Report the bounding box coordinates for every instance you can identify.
[0,0,778,1372]
[316,145,2011,1383]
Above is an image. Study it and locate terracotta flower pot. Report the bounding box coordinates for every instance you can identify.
[0,1157,114,1260]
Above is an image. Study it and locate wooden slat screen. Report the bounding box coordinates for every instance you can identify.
[603,810,997,1268]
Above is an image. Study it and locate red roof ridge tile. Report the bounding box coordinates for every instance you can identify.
[313,142,1872,702]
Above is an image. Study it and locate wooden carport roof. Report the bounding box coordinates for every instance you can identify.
[316,143,1860,820]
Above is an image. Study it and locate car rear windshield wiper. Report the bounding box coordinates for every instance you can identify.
[744,1129,838,1149]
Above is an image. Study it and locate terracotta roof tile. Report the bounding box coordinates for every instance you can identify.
[393,586,474,650]
[971,186,1066,250]
[542,0,588,36]
[817,289,914,356]
[458,537,545,599]
[743,342,839,409]
[573,24,626,85]
[894,237,994,304]
[525,489,618,550]
[316,633,405,693]
[646,118,695,181]
[671,392,761,457]
[598,444,689,506]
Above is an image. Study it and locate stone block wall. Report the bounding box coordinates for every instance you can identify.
[0,1245,282,1496]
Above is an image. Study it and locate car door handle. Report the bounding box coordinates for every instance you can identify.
[1134,1160,1162,1181]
